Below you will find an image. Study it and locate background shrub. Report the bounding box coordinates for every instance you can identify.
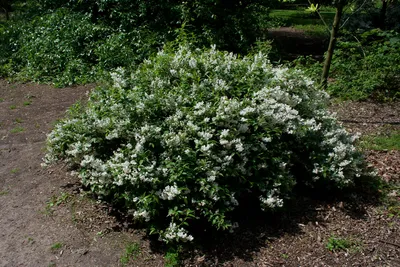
[330,30,400,100]
[93,28,160,71]
[44,45,369,243]
[25,0,271,51]
[1,9,108,86]
[292,29,400,101]
[1,0,275,85]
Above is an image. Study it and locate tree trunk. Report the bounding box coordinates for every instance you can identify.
[1,0,10,20]
[321,1,344,90]
[380,0,388,29]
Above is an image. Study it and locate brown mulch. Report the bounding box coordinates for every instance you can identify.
[331,100,400,183]
[331,100,400,136]
[366,150,400,183]
[0,81,399,267]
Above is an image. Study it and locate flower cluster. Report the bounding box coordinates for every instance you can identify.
[44,45,369,243]
[161,222,194,243]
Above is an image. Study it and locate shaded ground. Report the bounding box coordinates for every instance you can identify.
[267,27,328,61]
[332,101,400,135]
[0,80,399,266]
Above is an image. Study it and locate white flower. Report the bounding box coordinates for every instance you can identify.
[163,222,194,242]
[207,175,216,182]
[260,195,284,209]
[200,144,213,153]
[262,137,272,143]
[220,129,229,137]
[235,143,244,152]
[110,68,126,89]
[198,131,213,140]
[220,139,229,145]
[159,184,180,200]
[189,58,197,68]
[133,210,151,221]
[239,107,255,116]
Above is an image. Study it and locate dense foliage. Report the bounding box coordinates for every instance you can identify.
[330,30,400,100]
[29,0,271,52]
[0,0,274,86]
[1,9,105,85]
[0,7,166,86]
[44,46,370,243]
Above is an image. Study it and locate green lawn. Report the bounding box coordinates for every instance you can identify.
[359,131,400,151]
[269,9,335,27]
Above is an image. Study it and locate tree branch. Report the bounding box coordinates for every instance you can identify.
[340,0,369,29]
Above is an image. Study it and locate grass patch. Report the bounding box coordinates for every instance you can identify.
[49,192,71,206]
[388,203,400,218]
[281,253,289,259]
[326,236,362,252]
[292,24,329,37]
[9,104,17,110]
[269,9,334,27]
[50,242,63,251]
[0,190,9,196]
[44,192,71,215]
[359,131,400,151]
[15,118,23,123]
[23,100,32,106]
[10,126,24,133]
[383,183,400,218]
[164,247,180,267]
[10,168,19,174]
[120,242,141,266]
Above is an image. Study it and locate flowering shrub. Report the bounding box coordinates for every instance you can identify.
[44,45,368,243]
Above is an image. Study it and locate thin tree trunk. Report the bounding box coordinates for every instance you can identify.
[321,1,344,90]
[380,0,388,29]
[1,3,9,20]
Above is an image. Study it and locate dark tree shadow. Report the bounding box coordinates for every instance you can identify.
[144,174,386,266]
[62,165,386,266]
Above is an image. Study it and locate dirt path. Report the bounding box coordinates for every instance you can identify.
[0,81,159,267]
[0,80,399,267]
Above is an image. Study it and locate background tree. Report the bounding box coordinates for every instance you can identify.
[321,0,346,89]
[318,0,373,89]
[0,0,11,20]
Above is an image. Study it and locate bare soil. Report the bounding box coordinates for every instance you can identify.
[0,80,399,267]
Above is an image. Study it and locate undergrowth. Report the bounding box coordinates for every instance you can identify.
[0,1,273,86]
[292,29,400,101]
